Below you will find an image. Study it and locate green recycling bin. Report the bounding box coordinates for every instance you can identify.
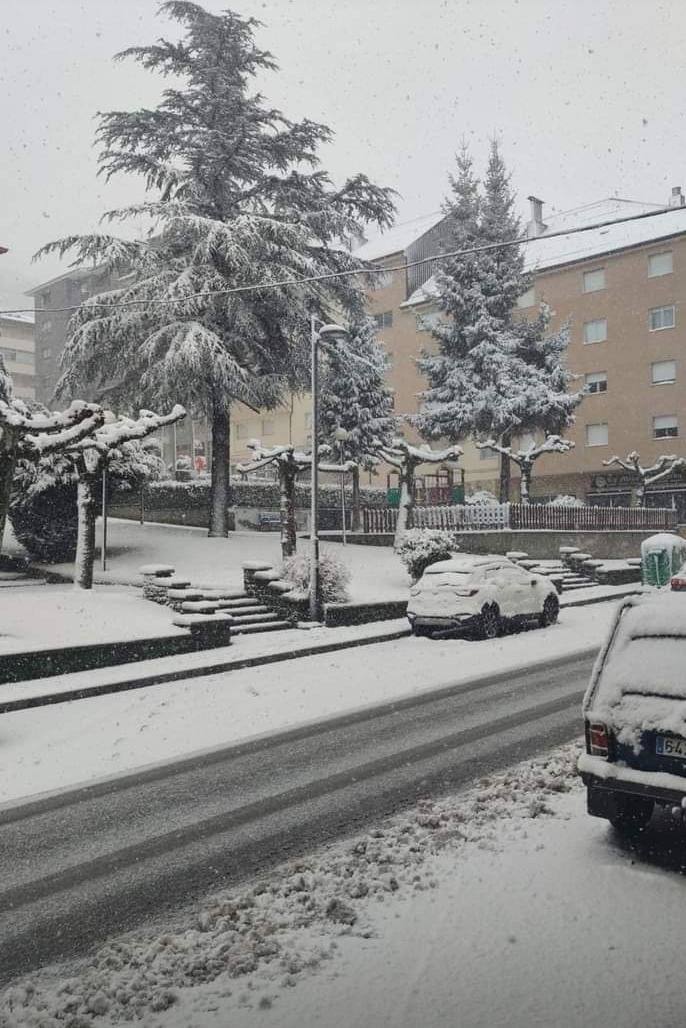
[641,533,686,587]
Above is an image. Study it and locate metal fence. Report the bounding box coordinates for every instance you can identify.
[362,502,678,534]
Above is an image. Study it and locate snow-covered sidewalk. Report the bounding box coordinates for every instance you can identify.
[4,742,685,1027]
[0,604,614,806]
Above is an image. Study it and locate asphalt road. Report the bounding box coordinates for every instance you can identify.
[0,646,596,984]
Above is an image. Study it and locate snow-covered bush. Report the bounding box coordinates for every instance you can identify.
[395,528,457,581]
[281,551,351,603]
[10,438,165,562]
[465,490,498,506]
[549,494,585,507]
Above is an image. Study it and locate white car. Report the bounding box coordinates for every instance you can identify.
[407,555,560,639]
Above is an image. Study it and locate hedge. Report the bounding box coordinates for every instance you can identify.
[110,478,388,511]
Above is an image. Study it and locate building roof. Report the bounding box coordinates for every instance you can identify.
[354,211,445,262]
[403,196,686,308]
[0,311,35,326]
[25,265,97,297]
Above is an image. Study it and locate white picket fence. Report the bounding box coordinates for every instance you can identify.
[412,503,511,531]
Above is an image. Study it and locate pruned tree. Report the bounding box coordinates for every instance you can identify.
[67,406,186,589]
[319,315,396,530]
[236,441,355,559]
[376,438,463,546]
[0,358,104,554]
[602,450,686,508]
[36,1,394,538]
[476,435,574,504]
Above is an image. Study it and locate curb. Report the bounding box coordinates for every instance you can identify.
[0,626,412,715]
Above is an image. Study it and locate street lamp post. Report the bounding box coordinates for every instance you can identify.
[309,316,350,621]
[334,426,349,545]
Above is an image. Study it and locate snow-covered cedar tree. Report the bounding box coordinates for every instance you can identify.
[475,435,574,504]
[35,2,395,538]
[319,314,397,530]
[394,528,457,582]
[10,434,165,563]
[416,140,583,502]
[602,450,686,507]
[281,550,351,604]
[68,406,185,589]
[549,494,585,507]
[465,489,498,506]
[236,442,353,560]
[376,438,463,546]
[0,360,105,557]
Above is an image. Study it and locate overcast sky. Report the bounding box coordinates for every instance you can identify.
[2,0,685,310]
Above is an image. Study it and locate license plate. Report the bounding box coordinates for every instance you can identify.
[656,735,686,758]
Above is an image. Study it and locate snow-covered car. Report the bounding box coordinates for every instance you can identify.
[406,555,559,639]
[579,591,686,833]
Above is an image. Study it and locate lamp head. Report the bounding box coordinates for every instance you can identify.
[317,322,350,344]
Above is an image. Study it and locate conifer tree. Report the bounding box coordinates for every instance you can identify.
[319,316,396,529]
[416,140,582,501]
[36,1,394,537]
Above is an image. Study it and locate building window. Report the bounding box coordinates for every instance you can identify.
[649,305,675,331]
[516,287,535,309]
[583,268,605,293]
[14,351,34,365]
[652,359,676,385]
[41,319,53,332]
[261,418,275,436]
[648,252,673,278]
[0,348,17,362]
[373,311,393,330]
[478,446,498,461]
[583,318,607,344]
[235,421,255,440]
[586,423,608,447]
[42,347,51,359]
[40,290,51,308]
[653,415,678,439]
[585,371,608,394]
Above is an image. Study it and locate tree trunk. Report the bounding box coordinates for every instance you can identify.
[75,472,99,590]
[520,462,531,505]
[280,465,297,559]
[0,437,17,557]
[209,399,231,537]
[393,461,415,547]
[351,465,361,532]
[498,432,511,504]
[635,480,646,508]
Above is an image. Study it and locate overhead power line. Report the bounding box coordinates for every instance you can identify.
[1,203,684,317]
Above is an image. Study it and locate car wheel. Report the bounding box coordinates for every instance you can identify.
[539,593,559,628]
[480,603,501,640]
[608,794,654,834]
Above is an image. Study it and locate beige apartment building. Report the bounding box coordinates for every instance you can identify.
[346,191,686,511]
[0,313,35,402]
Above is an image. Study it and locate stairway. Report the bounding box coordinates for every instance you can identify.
[168,588,292,635]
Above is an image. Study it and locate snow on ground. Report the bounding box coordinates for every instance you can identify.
[2,521,411,603]
[0,605,614,805]
[5,741,686,1028]
[0,585,184,653]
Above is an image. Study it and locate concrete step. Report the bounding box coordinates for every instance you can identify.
[0,576,47,588]
[229,611,282,625]
[231,620,292,635]
[562,579,595,591]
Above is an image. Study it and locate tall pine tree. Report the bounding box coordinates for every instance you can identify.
[36,2,395,535]
[416,140,582,501]
[319,315,396,530]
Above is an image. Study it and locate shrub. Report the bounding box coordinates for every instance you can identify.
[549,494,585,507]
[395,528,458,581]
[281,550,351,603]
[465,490,498,506]
[110,479,388,511]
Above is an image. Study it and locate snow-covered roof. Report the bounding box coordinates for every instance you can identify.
[403,197,686,308]
[0,311,34,325]
[354,211,445,262]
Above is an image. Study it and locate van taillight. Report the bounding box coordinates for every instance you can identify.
[587,721,609,758]
[671,576,686,591]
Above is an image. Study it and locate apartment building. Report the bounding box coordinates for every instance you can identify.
[347,190,686,510]
[0,313,35,402]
